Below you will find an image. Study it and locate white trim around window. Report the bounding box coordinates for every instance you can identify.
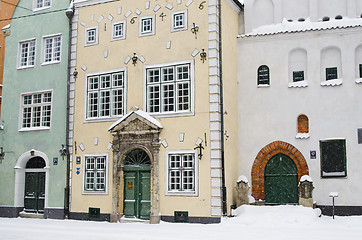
[84,26,99,47]
[41,33,62,66]
[139,15,156,37]
[171,10,188,32]
[165,150,198,196]
[82,153,109,195]
[143,60,195,118]
[111,20,126,41]
[84,68,127,123]
[17,38,37,70]
[33,0,51,12]
[18,89,53,132]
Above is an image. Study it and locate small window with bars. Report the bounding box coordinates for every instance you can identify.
[326,67,338,80]
[293,71,304,82]
[84,156,107,192]
[257,65,270,86]
[20,91,52,130]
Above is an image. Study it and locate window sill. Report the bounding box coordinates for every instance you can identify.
[84,42,98,47]
[257,84,270,88]
[166,191,197,197]
[33,6,51,13]
[289,80,308,88]
[19,127,50,132]
[41,61,61,66]
[85,116,124,123]
[321,78,343,87]
[17,65,35,70]
[111,36,126,42]
[356,78,362,84]
[82,191,108,195]
[171,27,188,33]
[296,133,310,139]
[321,171,346,178]
[149,111,194,119]
[139,32,155,37]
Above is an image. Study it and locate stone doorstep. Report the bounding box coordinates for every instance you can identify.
[119,217,150,224]
[19,212,44,219]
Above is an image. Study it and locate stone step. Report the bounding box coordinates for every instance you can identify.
[19,212,44,219]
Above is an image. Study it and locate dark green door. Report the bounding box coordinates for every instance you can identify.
[24,172,45,213]
[264,153,298,204]
[123,149,151,220]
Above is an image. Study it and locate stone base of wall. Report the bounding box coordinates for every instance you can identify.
[69,212,111,222]
[317,205,362,216]
[161,215,221,224]
[44,208,65,219]
[0,206,23,218]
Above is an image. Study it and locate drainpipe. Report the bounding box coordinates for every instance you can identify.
[218,0,227,216]
[65,0,75,219]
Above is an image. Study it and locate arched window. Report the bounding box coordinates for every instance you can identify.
[257,65,270,86]
[297,115,309,139]
[26,157,46,169]
[320,47,342,86]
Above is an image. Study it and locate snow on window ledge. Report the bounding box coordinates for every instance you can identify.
[257,84,270,88]
[320,78,342,87]
[296,133,310,139]
[289,80,308,88]
[356,78,362,84]
[322,171,346,177]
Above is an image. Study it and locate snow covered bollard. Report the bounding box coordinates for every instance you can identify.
[298,175,314,208]
[236,175,250,207]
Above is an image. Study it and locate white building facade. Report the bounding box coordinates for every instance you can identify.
[238,0,362,214]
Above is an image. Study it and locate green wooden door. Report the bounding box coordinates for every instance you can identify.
[123,170,151,219]
[123,149,151,220]
[24,172,45,213]
[264,153,298,205]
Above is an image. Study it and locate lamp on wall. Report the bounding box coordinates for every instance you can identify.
[200,49,207,63]
[59,144,68,160]
[72,68,78,81]
[132,53,139,66]
[0,147,5,163]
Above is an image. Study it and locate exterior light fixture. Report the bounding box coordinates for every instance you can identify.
[200,49,207,63]
[132,53,139,66]
[0,147,5,163]
[191,23,199,39]
[59,144,68,160]
[30,150,35,156]
[72,68,78,80]
[194,138,204,160]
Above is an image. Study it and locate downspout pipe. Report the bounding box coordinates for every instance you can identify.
[218,0,227,216]
[65,0,75,219]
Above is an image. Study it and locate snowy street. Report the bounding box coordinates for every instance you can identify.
[1,206,362,240]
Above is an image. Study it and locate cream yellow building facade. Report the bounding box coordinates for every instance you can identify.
[68,0,241,224]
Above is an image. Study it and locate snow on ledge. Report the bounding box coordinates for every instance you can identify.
[237,175,249,184]
[257,84,270,88]
[300,175,313,183]
[296,133,310,139]
[320,78,342,87]
[289,80,308,88]
[356,78,362,84]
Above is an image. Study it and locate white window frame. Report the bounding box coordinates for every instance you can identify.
[82,153,109,195]
[171,10,188,32]
[33,0,51,12]
[139,15,156,37]
[85,26,99,46]
[143,60,194,118]
[165,150,198,196]
[111,20,126,41]
[18,90,53,132]
[41,33,62,65]
[17,38,37,69]
[84,68,127,122]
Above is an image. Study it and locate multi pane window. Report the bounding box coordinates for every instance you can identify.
[112,21,126,40]
[34,0,51,10]
[19,40,36,68]
[293,71,304,82]
[146,63,191,114]
[21,92,52,129]
[359,64,362,78]
[139,15,155,36]
[172,10,187,32]
[43,35,61,63]
[320,139,347,178]
[168,153,196,193]
[85,27,98,45]
[326,67,338,80]
[86,71,125,119]
[257,65,270,85]
[84,156,107,192]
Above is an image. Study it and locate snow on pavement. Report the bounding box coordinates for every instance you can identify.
[1,205,362,240]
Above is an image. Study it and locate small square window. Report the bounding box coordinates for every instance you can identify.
[293,71,304,82]
[139,15,155,37]
[111,21,126,41]
[320,139,347,178]
[171,10,188,32]
[85,27,98,46]
[326,67,338,80]
[359,64,362,78]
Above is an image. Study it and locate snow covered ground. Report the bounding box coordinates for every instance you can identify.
[1,205,362,240]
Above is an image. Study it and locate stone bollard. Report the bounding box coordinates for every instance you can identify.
[236,175,250,207]
[299,175,314,208]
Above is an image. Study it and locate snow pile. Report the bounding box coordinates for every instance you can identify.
[237,175,249,184]
[240,17,362,37]
[300,175,313,183]
[227,205,320,226]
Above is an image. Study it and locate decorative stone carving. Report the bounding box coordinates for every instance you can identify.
[236,175,250,207]
[299,175,314,208]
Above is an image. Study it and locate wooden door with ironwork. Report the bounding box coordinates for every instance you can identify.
[24,172,45,213]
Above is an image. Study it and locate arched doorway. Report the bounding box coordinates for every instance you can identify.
[264,153,298,204]
[24,157,46,213]
[123,148,151,220]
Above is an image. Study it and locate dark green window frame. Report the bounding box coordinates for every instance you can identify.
[326,67,338,81]
[359,64,362,78]
[293,71,304,82]
[257,65,270,85]
[320,139,347,178]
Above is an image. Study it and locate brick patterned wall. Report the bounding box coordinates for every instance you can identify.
[251,141,309,201]
[297,115,309,133]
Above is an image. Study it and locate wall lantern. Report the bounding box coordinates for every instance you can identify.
[191,23,199,39]
[132,53,139,66]
[194,138,204,160]
[0,147,5,163]
[59,144,68,160]
[72,68,78,80]
[200,49,207,63]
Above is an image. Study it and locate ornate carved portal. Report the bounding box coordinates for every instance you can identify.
[109,111,162,224]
